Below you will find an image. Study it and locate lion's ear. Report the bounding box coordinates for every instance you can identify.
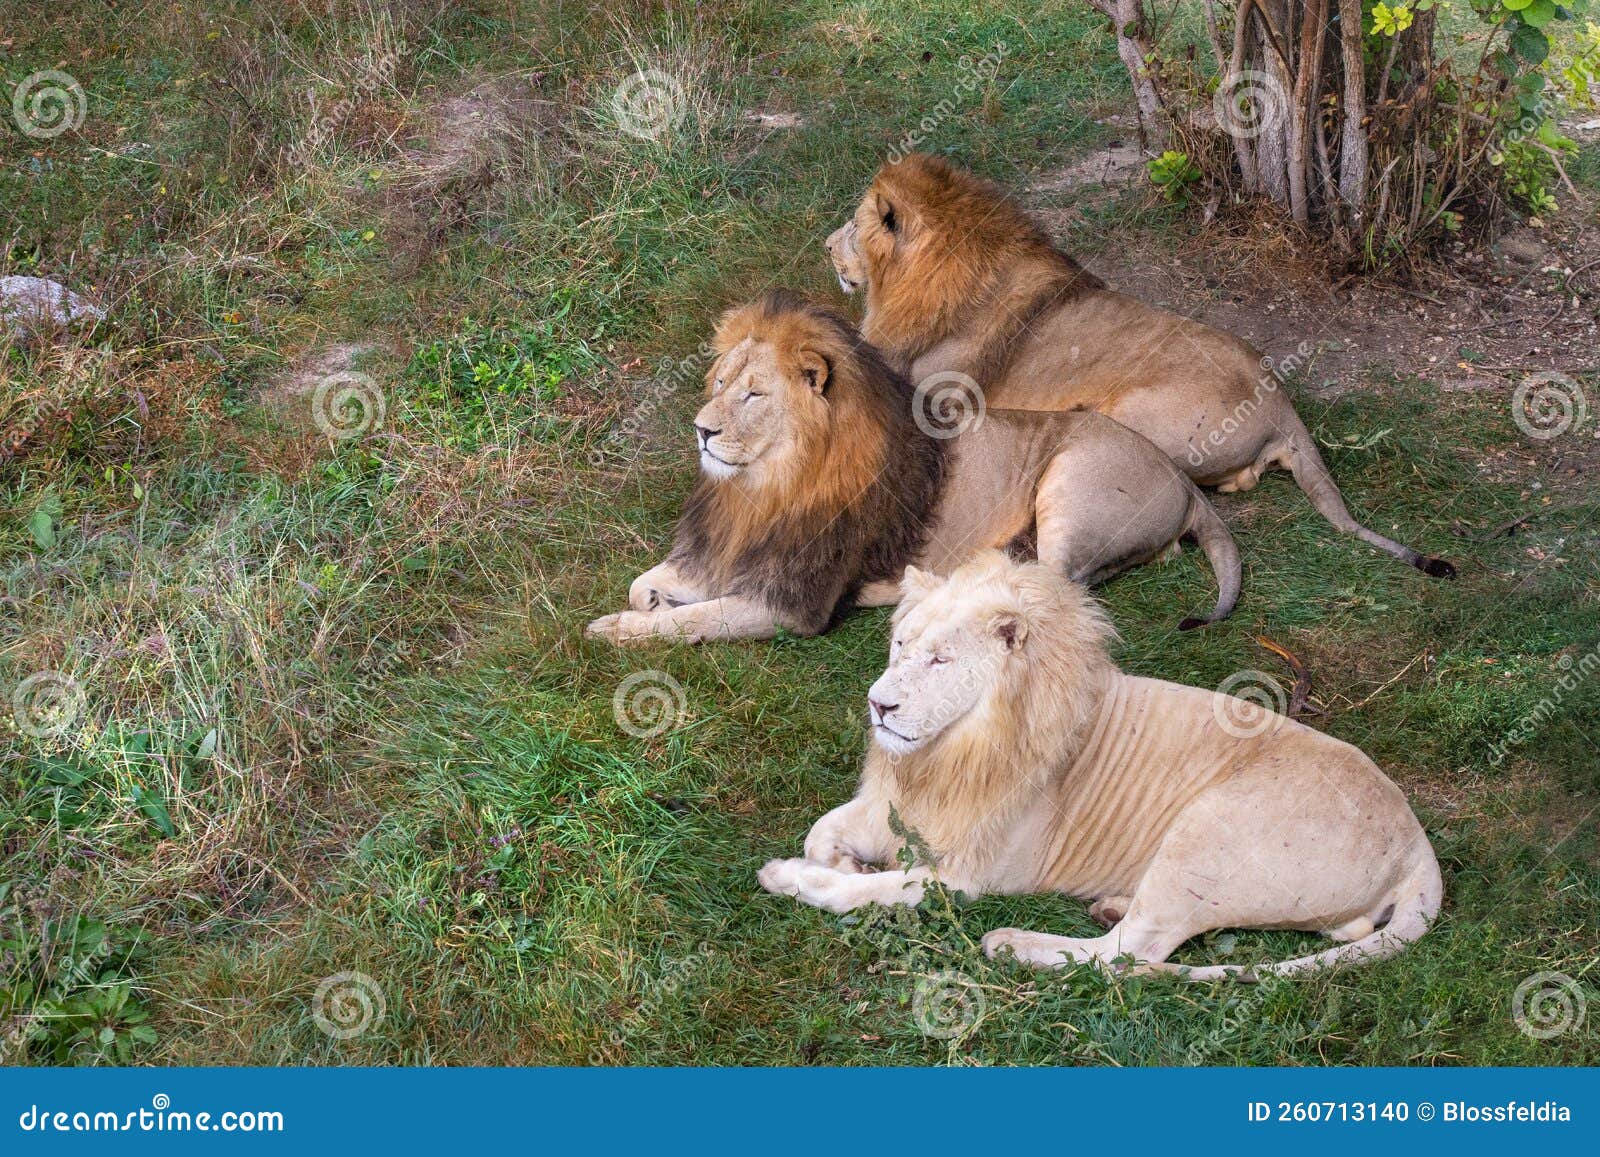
[875,193,898,234]
[991,611,1028,651]
[796,349,831,394]
[899,565,939,603]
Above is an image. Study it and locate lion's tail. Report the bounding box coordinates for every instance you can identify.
[1176,490,1241,631]
[1144,847,1443,983]
[1278,412,1456,579]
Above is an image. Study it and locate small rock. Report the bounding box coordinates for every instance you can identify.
[0,275,105,339]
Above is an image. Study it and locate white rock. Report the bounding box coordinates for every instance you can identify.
[0,275,105,338]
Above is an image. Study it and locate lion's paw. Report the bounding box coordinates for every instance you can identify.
[585,611,657,645]
[758,857,805,896]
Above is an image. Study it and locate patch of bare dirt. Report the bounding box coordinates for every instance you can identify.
[1036,200,1600,403]
[744,110,805,130]
[261,342,377,406]
[1028,139,1146,196]
[384,76,561,271]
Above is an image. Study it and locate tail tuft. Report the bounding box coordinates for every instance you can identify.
[1177,617,1207,632]
[1418,556,1457,580]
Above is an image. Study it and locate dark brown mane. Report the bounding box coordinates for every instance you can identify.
[861,153,1104,376]
[669,290,946,634]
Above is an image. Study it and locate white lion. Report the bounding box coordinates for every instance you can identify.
[759,551,1442,979]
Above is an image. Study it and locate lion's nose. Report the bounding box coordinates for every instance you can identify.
[868,698,897,721]
[695,424,720,446]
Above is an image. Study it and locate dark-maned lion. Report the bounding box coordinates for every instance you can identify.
[586,291,1239,645]
[825,153,1455,579]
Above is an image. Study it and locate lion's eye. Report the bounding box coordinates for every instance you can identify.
[742,390,763,402]
[929,655,949,666]
[713,378,724,391]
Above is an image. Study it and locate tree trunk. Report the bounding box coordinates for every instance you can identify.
[1252,2,1291,205]
[1336,0,1369,215]
[1088,0,1167,150]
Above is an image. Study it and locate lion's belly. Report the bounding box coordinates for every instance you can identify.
[1032,675,1369,898]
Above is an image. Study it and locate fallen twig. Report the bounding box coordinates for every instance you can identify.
[1255,634,1315,716]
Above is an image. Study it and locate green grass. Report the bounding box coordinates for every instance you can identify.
[3,0,1598,1067]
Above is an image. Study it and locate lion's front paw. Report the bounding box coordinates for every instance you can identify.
[585,611,658,645]
[759,857,805,897]
[759,858,857,912]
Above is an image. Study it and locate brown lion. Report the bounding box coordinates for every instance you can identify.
[826,153,1456,579]
[760,551,1443,980]
[586,291,1240,645]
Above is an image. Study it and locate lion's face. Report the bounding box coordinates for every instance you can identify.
[693,335,831,482]
[849,187,907,293]
[824,220,867,294]
[865,565,1025,755]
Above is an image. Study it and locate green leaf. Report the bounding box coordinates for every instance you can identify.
[1521,0,1558,26]
[1536,121,1577,151]
[28,509,55,549]
[1501,0,1534,10]
[1511,23,1550,63]
[130,786,175,838]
